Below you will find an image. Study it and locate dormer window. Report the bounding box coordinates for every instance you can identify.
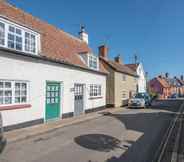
[89,55,98,70]
[25,32,36,53]
[0,17,40,55]
[79,52,99,71]
[8,25,23,51]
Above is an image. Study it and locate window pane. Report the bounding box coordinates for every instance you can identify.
[8,34,14,41]
[16,28,22,35]
[15,83,20,89]
[15,90,20,96]
[5,82,11,88]
[0,82,3,88]
[16,36,22,50]
[0,91,3,97]
[21,90,27,96]
[8,26,23,51]
[21,83,27,90]
[25,32,36,53]
[5,91,12,97]
[21,97,26,103]
[8,41,14,49]
[0,97,3,104]
[8,34,15,49]
[0,22,5,45]
[9,26,15,32]
[15,97,20,103]
[5,97,12,104]
[0,80,28,105]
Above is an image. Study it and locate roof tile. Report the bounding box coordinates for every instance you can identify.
[0,1,107,74]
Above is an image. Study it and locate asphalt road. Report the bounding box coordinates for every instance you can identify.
[0,100,182,162]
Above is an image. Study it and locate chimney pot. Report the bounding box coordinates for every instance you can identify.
[114,55,123,64]
[79,25,88,44]
[158,75,162,79]
[98,45,108,59]
[165,73,169,78]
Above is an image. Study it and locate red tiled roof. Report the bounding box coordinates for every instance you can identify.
[126,64,139,72]
[0,1,107,74]
[100,57,137,76]
[156,77,170,88]
[176,78,184,86]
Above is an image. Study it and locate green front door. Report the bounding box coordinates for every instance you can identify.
[45,82,61,121]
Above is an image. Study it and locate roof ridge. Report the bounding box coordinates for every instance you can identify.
[4,1,85,44]
[101,58,137,76]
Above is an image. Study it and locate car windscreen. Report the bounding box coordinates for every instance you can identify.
[134,93,145,99]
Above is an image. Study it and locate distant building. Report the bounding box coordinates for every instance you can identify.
[149,75,170,99]
[149,74,184,99]
[126,63,147,93]
[99,45,138,107]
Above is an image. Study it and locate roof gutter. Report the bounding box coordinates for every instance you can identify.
[0,47,108,76]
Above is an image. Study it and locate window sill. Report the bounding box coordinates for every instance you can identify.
[0,104,31,111]
[89,96,103,100]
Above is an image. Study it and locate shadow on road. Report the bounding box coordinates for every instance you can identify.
[74,134,124,152]
[85,100,182,162]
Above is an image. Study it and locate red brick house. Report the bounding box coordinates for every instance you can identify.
[149,75,184,99]
[149,76,171,99]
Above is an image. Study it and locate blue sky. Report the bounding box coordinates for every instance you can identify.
[8,0,184,78]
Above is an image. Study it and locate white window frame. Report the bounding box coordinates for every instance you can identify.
[89,84,102,97]
[0,79,30,106]
[0,21,5,46]
[0,17,40,55]
[88,54,99,70]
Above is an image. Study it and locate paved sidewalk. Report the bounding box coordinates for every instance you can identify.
[5,107,123,143]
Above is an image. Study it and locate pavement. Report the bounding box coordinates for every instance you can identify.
[5,107,123,143]
[0,100,183,162]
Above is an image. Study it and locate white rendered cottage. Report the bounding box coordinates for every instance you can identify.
[126,63,147,93]
[0,1,107,130]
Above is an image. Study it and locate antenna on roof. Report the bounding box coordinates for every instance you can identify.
[80,24,86,32]
[134,51,138,64]
[101,34,111,46]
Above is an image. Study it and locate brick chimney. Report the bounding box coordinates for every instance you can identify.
[114,55,123,64]
[98,45,108,59]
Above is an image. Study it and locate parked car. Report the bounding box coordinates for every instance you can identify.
[169,93,179,99]
[128,93,152,108]
[0,112,6,153]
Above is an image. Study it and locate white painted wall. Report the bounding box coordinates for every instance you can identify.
[0,53,106,127]
[137,63,146,93]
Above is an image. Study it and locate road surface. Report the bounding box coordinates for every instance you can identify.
[0,100,182,162]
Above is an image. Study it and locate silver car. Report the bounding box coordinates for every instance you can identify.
[128,93,152,108]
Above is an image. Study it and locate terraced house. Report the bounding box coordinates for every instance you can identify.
[99,45,138,107]
[149,74,184,99]
[0,1,107,130]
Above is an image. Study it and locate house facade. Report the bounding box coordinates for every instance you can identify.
[149,74,184,99]
[126,63,147,93]
[99,45,138,107]
[149,76,170,99]
[0,1,107,130]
